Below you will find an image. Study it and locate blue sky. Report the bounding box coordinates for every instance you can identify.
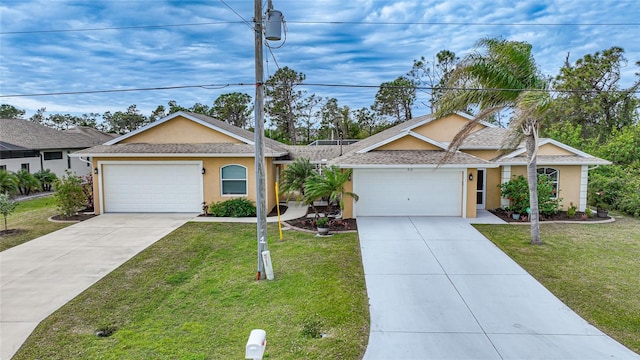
[1,0,639,120]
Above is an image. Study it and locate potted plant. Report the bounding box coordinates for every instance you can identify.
[591,190,610,218]
[316,217,330,236]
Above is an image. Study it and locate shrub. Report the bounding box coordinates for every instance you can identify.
[315,217,329,227]
[208,198,256,217]
[0,192,19,231]
[53,171,86,217]
[81,173,94,209]
[33,169,58,192]
[567,202,577,217]
[500,174,561,216]
[0,170,18,195]
[15,170,40,196]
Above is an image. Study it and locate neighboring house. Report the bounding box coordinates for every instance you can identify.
[73,111,609,217]
[0,118,117,177]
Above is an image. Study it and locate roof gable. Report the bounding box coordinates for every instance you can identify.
[363,132,446,152]
[411,113,488,143]
[118,115,243,144]
[106,112,254,145]
[501,138,594,159]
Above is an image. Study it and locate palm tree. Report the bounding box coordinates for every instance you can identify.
[0,170,19,195]
[279,158,316,202]
[434,37,550,245]
[15,170,41,196]
[304,166,359,216]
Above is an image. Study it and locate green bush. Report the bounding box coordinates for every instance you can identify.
[33,169,58,192]
[15,170,40,196]
[0,170,18,195]
[53,171,86,217]
[500,174,561,216]
[208,198,256,217]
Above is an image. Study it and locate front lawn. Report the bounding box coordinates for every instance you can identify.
[0,196,71,251]
[474,215,640,354]
[13,223,370,359]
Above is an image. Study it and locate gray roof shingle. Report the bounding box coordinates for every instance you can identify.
[330,150,493,167]
[0,118,108,150]
[73,143,287,157]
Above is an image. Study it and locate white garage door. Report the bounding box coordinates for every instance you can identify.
[102,162,203,213]
[353,168,463,216]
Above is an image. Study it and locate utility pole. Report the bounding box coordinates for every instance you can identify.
[254,0,268,280]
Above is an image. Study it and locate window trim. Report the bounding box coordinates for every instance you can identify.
[43,151,63,160]
[537,167,559,199]
[220,164,248,196]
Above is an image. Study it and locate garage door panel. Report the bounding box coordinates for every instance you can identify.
[354,169,463,216]
[103,163,202,213]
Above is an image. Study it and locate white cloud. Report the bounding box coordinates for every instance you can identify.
[1,0,638,118]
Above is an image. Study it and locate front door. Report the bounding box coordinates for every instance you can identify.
[476,169,486,209]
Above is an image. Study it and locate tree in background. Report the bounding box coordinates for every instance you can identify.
[409,50,459,112]
[435,37,550,245]
[372,76,416,124]
[545,47,640,139]
[298,94,322,144]
[102,104,149,134]
[0,104,25,119]
[319,98,359,140]
[265,66,307,144]
[354,107,380,137]
[211,92,253,128]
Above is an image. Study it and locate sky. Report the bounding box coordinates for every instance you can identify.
[1,0,639,121]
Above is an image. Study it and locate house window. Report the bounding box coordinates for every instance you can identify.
[21,163,30,172]
[537,167,559,198]
[43,151,63,160]
[221,165,247,195]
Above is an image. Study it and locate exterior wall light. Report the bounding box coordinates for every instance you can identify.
[468,173,474,181]
[202,168,206,175]
[94,167,99,174]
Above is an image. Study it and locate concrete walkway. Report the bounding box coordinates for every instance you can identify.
[0,213,194,360]
[358,216,639,360]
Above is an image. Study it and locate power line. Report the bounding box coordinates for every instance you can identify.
[3,19,639,35]
[2,82,638,98]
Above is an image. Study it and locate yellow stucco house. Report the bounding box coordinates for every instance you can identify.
[73,111,609,218]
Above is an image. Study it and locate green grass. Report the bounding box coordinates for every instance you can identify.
[0,196,71,251]
[13,223,370,360]
[474,214,640,354]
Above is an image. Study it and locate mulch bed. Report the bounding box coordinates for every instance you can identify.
[50,213,97,222]
[285,205,358,232]
[490,208,611,223]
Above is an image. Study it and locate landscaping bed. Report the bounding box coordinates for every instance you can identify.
[489,208,611,223]
[285,206,358,232]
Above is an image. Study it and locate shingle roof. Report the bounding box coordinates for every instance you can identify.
[459,127,513,149]
[64,126,118,144]
[73,143,287,157]
[496,154,611,166]
[330,150,494,167]
[284,145,349,162]
[0,118,106,150]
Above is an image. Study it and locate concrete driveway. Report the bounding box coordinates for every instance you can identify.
[358,216,639,360]
[0,213,195,360]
